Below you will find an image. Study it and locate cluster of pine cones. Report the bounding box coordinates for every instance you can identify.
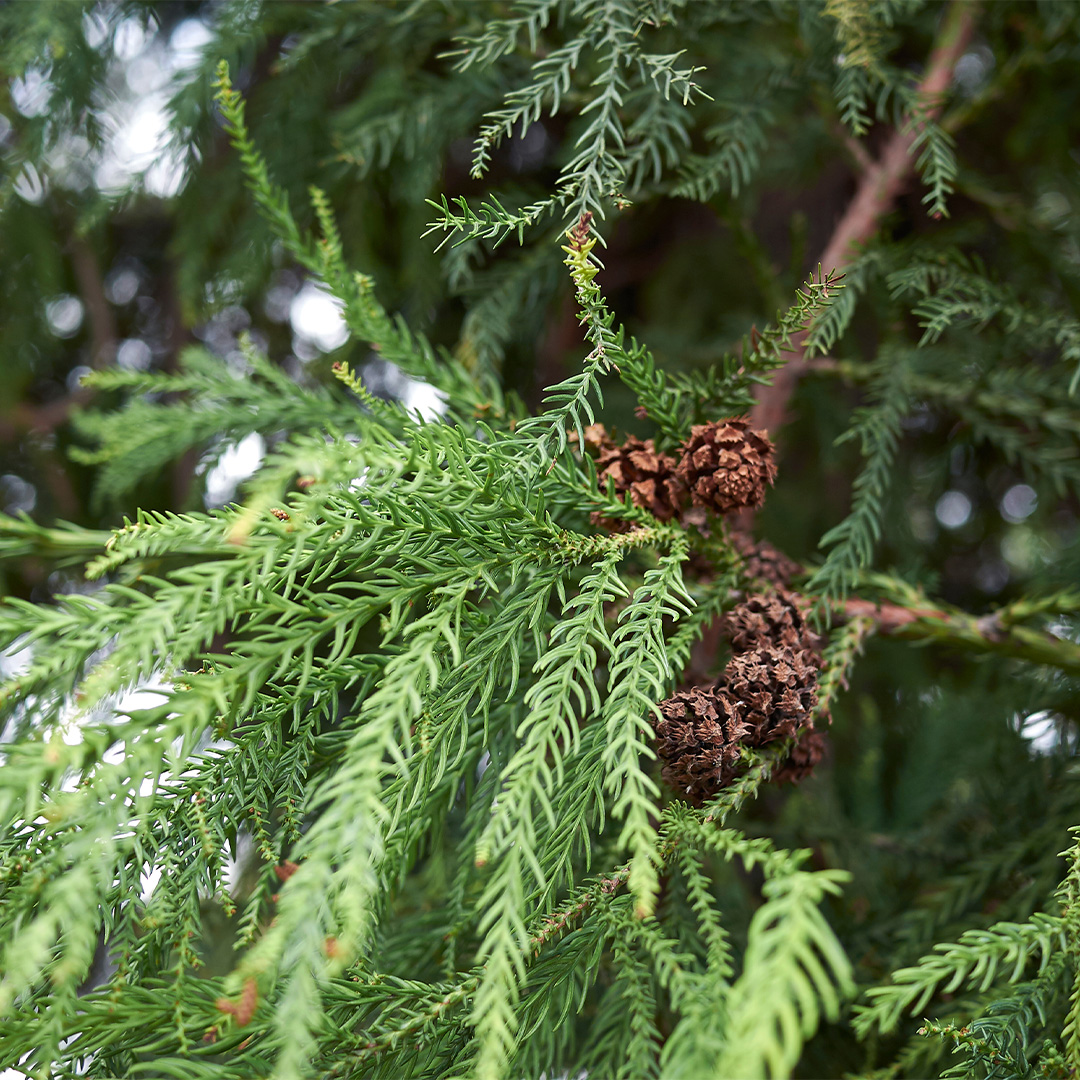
[582,417,777,529]
[654,590,824,804]
[581,414,826,801]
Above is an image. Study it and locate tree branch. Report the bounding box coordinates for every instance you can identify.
[69,235,118,370]
[750,1,978,440]
[0,235,117,444]
[844,596,1080,677]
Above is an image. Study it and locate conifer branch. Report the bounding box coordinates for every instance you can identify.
[3,6,1078,1077]
[841,594,1080,677]
[855,913,1066,1037]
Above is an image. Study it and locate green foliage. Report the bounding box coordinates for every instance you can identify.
[808,354,912,601]
[3,2,1080,1079]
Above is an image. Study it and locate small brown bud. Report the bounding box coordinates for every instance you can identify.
[216,977,258,1027]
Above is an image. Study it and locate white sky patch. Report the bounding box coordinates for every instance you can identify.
[349,466,371,493]
[103,740,126,767]
[8,14,205,204]
[170,18,213,69]
[366,358,448,421]
[106,265,141,305]
[204,432,266,507]
[5,16,207,207]
[223,831,254,894]
[140,864,162,902]
[144,144,190,199]
[0,639,32,681]
[1000,483,1037,524]
[13,161,48,204]
[1015,710,1064,755]
[935,490,972,530]
[113,15,153,61]
[403,378,449,421]
[10,66,51,118]
[118,682,171,715]
[68,15,211,201]
[95,93,180,197]
[126,49,173,96]
[45,295,85,338]
[290,283,349,353]
[117,338,153,371]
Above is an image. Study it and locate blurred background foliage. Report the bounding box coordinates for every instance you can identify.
[2,1,1080,1075]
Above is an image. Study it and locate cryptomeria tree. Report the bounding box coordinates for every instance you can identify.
[3,2,1080,1077]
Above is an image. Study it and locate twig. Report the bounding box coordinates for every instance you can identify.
[0,235,117,444]
[750,1,978,441]
[845,596,1080,676]
[69,236,118,370]
[0,393,92,444]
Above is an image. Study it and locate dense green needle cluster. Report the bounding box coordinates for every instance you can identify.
[3,2,1080,1079]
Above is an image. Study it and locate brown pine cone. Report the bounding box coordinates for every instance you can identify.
[591,429,686,526]
[676,418,777,514]
[730,533,803,587]
[723,643,818,745]
[654,686,748,804]
[653,586,825,803]
[721,590,814,653]
[773,727,827,785]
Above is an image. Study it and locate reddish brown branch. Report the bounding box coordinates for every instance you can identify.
[0,393,92,443]
[0,236,117,444]
[750,1,978,440]
[686,583,1080,684]
[69,236,118,370]
[844,597,1080,676]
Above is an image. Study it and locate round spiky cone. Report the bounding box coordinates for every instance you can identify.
[589,425,686,526]
[676,418,777,514]
[654,588,824,803]
[722,644,818,745]
[654,686,748,804]
[722,590,815,653]
[730,532,803,587]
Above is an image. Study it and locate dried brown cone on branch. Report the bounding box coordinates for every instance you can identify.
[586,424,687,528]
[723,644,819,745]
[652,588,824,803]
[773,727,827,785]
[654,686,749,804]
[653,668,820,804]
[721,590,816,653]
[730,532,803,588]
[720,590,822,744]
[676,418,777,514]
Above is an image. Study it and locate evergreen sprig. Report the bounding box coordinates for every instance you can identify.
[5,3,1080,1078]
